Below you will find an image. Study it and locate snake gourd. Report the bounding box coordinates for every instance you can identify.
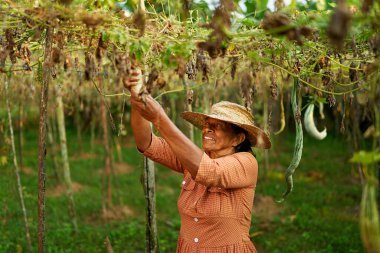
[279,79,304,202]
[304,103,327,140]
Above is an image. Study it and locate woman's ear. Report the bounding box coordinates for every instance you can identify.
[233,133,246,147]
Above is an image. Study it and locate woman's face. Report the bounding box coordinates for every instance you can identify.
[201,118,244,159]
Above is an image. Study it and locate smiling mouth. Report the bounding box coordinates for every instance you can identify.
[203,136,215,141]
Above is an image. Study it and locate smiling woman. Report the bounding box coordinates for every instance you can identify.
[126,69,271,253]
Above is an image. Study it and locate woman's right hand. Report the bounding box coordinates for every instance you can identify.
[124,68,142,95]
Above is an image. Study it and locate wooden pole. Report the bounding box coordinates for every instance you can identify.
[143,156,158,253]
[38,27,52,253]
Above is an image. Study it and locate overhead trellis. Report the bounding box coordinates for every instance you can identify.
[0,0,378,93]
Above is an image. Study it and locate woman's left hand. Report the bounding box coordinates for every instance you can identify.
[130,91,164,127]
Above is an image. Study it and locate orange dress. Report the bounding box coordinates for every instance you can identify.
[143,136,259,253]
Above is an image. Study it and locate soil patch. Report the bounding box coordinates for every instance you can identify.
[101,205,134,220]
[113,162,134,174]
[253,195,281,222]
[71,152,97,160]
[305,171,324,181]
[96,162,134,175]
[86,205,135,223]
[21,166,35,175]
[46,182,84,197]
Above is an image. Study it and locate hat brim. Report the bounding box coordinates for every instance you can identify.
[181,111,271,149]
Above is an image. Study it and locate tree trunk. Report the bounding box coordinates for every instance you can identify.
[143,156,159,253]
[55,84,78,233]
[4,75,32,252]
[38,27,52,253]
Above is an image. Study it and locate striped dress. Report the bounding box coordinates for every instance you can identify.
[143,135,259,253]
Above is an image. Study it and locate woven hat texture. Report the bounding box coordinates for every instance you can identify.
[181,101,271,149]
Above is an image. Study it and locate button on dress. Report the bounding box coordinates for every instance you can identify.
[143,136,259,253]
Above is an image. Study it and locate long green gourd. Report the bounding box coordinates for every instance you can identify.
[279,78,304,202]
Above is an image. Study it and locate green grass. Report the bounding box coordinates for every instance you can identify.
[0,128,365,252]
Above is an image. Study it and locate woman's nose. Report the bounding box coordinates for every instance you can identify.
[202,126,213,133]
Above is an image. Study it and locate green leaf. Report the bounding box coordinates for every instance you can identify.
[240,17,258,28]
[350,150,380,165]
[130,40,149,62]
[244,0,268,19]
[101,32,110,42]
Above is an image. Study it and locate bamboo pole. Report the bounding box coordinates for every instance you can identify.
[55,83,78,233]
[38,27,52,253]
[4,74,32,252]
[143,156,159,253]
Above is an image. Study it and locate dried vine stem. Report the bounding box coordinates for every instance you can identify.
[278,78,304,202]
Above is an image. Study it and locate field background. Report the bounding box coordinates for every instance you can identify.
[0,121,365,253]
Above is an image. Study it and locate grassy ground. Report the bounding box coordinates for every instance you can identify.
[0,127,365,253]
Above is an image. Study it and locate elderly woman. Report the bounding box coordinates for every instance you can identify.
[127,70,271,253]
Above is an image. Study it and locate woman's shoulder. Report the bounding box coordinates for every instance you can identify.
[231,152,258,168]
[232,151,256,160]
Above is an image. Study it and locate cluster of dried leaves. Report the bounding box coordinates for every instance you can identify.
[198,0,235,58]
[0,29,32,72]
[261,12,314,45]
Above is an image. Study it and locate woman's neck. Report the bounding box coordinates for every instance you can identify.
[206,148,235,159]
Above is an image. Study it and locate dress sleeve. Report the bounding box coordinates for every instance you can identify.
[141,134,184,173]
[194,152,258,189]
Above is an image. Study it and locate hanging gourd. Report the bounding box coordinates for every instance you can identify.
[304,103,327,140]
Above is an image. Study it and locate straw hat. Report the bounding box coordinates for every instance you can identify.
[181,101,271,149]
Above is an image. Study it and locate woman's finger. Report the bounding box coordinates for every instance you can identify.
[128,77,140,82]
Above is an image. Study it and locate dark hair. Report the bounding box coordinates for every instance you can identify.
[231,124,256,156]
